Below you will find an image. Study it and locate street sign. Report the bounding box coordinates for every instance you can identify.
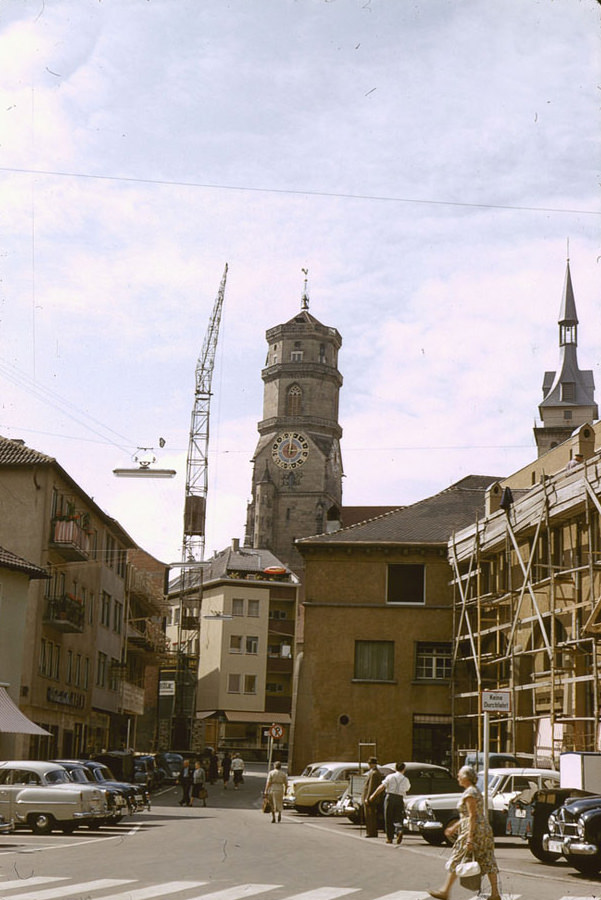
[159,680,176,696]
[481,690,511,713]
[269,723,284,739]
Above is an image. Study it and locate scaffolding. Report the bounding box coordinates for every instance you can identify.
[449,452,601,769]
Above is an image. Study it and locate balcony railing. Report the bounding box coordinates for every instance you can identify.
[49,517,90,561]
[43,593,85,633]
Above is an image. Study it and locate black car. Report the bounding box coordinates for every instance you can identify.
[80,760,150,813]
[544,793,601,874]
[133,755,162,791]
[155,752,184,784]
[52,760,129,825]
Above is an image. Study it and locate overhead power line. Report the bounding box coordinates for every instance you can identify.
[1,165,599,216]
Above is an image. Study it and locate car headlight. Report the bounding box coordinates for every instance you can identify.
[547,813,557,835]
[421,800,431,813]
[577,817,586,839]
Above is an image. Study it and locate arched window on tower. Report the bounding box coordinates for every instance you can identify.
[287,384,302,416]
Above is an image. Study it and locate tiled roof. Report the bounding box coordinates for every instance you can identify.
[170,545,297,592]
[341,506,403,527]
[298,475,502,546]
[0,546,49,578]
[0,436,55,466]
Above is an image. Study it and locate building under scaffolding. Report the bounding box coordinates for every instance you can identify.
[449,421,601,768]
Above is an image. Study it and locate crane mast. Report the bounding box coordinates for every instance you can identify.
[182,263,228,562]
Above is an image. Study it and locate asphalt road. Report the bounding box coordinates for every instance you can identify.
[0,765,600,900]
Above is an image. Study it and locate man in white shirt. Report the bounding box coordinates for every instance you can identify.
[370,761,411,844]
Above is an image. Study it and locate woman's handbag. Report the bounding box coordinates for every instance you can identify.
[262,795,272,814]
[455,853,481,891]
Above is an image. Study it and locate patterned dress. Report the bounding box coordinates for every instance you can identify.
[448,785,499,875]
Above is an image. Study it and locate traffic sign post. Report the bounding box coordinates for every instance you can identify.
[267,723,284,771]
[480,691,511,815]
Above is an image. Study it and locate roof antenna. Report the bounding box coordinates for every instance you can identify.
[566,236,570,262]
[301,268,309,311]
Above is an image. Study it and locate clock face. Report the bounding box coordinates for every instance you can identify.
[272,432,310,469]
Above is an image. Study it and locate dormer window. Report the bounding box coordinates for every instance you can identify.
[561,382,575,402]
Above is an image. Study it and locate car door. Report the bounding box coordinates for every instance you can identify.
[0,770,15,822]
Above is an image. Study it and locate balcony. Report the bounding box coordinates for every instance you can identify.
[49,517,90,561]
[267,618,294,636]
[43,593,85,633]
[266,656,293,674]
[127,618,168,654]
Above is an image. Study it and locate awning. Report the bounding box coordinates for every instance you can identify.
[195,710,217,720]
[0,686,50,735]
[224,711,291,724]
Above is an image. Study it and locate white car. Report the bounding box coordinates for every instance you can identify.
[0,760,107,834]
[405,767,560,844]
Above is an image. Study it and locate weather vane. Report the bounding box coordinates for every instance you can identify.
[301,268,309,311]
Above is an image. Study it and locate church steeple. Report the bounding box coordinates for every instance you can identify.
[534,258,597,457]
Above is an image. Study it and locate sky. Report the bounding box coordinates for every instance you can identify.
[0,0,599,566]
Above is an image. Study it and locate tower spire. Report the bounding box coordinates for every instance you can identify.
[301,268,309,311]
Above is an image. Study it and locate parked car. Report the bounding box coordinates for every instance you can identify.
[544,793,601,874]
[0,814,12,834]
[284,761,370,816]
[52,760,128,825]
[463,752,521,770]
[405,767,560,844]
[133,755,162,791]
[155,751,184,784]
[506,784,588,863]
[80,759,150,813]
[333,762,458,825]
[0,760,106,834]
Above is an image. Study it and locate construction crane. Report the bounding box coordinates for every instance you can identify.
[182,262,228,563]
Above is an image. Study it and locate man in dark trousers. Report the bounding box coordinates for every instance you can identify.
[370,761,411,844]
[178,758,193,806]
[361,756,383,837]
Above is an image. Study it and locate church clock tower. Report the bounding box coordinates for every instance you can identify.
[245,281,343,573]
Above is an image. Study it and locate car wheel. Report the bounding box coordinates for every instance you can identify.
[443,817,459,846]
[527,835,560,864]
[316,800,334,816]
[30,813,55,835]
[423,832,445,846]
[567,851,601,875]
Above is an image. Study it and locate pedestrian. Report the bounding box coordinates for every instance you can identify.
[178,758,193,807]
[221,751,232,789]
[231,752,245,789]
[192,760,207,807]
[207,749,219,784]
[361,757,383,838]
[370,761,410,844]
[428,765,501,900]
[265,760,288,823]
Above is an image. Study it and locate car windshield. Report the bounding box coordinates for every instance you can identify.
[69,768,94,783]
[311,767,331,779]
[476,772,502,793]
[45,768,71,784]
[93,764,116,782]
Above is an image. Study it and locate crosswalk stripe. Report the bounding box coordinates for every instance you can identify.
[94,883,208,900]
[8,880,135,900]
[283,890,361,900]
[0,880,67,893]
[185,885,281,900]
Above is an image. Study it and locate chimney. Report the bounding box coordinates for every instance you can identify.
[231,538,240,552]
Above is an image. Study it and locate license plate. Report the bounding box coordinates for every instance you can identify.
[547,839,563,854]
[515,809,526,818]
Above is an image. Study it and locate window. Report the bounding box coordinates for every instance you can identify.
[229,635,242,653]
[105,533,116,568]
[244,675,257,694]
[287,384,302,416]
[113,600,123,633]
[66,650,73,684]
[266,682,284,692]
[53,646,61,680]
[88,591,95,625]
[83,657,90,690]
[247,599,259,617]
[246,636,258,654]
[100,591,111,627]
[415,642,451,680]
[96,651,107,688]
[232,598,244,617]
[564,410,573,420]
[561,382,575,402]
[291,351,303,362]
[387,564,425,604]
[354,641,394,681]
[228,674,241,693]
[109,658,120,691]
[74,654,81,687]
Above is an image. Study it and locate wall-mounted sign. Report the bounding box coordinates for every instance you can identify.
[481,690,511,713]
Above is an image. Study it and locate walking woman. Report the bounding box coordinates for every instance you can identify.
[265,761,288,823]
[428,765,501,900]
